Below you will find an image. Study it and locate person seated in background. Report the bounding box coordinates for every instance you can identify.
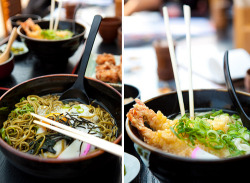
[22,0,56,18]
[124,0,209,17]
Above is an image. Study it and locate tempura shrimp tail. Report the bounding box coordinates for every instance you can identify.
[127,99,194,157]
[127,104,156,142]
[126,99,169,147]
[128,99,172,131]
[20,18,42,39]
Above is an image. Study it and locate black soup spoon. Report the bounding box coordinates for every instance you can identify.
[60,15,102,104]
[223,50,250,128]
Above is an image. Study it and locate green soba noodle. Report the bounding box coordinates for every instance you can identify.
[1,95,118,157]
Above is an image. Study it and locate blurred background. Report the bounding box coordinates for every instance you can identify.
[0,0,121,38]
[124,1,250,182]
[123,0,250,102]
[0,0,28,38]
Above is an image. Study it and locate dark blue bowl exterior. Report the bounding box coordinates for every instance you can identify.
[124,84,140,155]
[127,89,250,183]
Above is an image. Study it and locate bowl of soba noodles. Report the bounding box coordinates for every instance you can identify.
[126,89,250,182]
[17,19,86,63]
[0,74,121,180]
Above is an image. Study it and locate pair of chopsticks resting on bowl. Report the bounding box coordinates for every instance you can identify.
[49,0,63,31]
[31,113,123,157]
[162,5,194,119]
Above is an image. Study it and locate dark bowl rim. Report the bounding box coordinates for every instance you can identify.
[124,84,140,106]
[126,89,250,163]
[0,74,122,163]
[17,19,86,42]
[0,52,14,66]
[9,14,42,22]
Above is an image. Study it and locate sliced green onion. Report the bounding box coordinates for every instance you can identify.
[169,110,250,157]
[30,97,37,101]
[232,114,240,120]
[211,110,223,117]
[20,97,26,102]
[170,126,183,140]
[207,130,219,140]
[0,127,5,139]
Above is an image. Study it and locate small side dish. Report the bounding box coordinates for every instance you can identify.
[124,152,140,183]
[11,46,24,54]
[0,41,29,57]
[95,53,122,83]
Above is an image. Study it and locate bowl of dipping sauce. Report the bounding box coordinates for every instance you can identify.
[0,52,14,79]
[99,17,121,43]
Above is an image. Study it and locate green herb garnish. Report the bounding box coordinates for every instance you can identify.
[40,29,73,40]
[74,105,84,113]
[0,127,11,145]
[9,103,34,118]
[0,107,8,111]
[171,112,250,157]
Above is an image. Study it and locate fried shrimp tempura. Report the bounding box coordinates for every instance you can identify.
[96,53,116,65]
[95,53,122,83]
[96,62,119,83]
[20,18,42,39]
[127,99,230,158]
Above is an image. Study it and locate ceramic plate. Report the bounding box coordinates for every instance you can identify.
[124,152,140,183]
[85,53,122,89]
[0,41,29,57]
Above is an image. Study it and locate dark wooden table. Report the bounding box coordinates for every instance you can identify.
[0,30,122,183]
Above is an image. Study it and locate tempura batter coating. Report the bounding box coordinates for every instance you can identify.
[96,62,119,83]
[20,18,42,39]
[127,99,230,157]
[96,53,116,65]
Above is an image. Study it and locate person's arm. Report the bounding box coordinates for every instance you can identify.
[124,0,163,16]
[22,0,53,18]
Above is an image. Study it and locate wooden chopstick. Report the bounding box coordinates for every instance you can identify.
[53,0,63,31]
[31,113,123,157]
[162,6,185,116]
[49,0,56,30]
[183,5,194,120]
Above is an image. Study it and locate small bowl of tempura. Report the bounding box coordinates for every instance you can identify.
[17,18,86,63]
[126,89,250,183]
